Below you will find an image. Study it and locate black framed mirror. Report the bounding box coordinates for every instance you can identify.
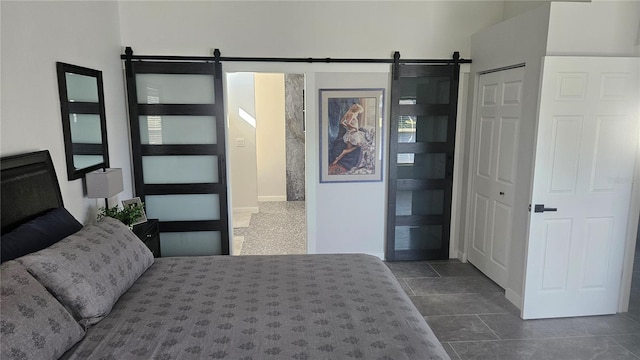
[56,62,109,180]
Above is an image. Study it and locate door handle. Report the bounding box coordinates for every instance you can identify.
[533,204,557,213]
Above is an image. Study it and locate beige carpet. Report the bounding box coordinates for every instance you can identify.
[233,201,306,256]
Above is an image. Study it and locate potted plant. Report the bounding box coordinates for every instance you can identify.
[98,202,145,228]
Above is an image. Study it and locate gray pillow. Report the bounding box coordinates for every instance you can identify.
[0,261,85,360]
[19,217,154,327]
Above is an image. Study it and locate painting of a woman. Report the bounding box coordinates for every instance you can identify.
[327,98,376,175]
[332,103,365,163]
[320,88,383,183]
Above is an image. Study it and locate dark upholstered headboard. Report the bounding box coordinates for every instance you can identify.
[1,150,64,234]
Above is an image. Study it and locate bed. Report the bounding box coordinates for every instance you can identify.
[0,150,450,360]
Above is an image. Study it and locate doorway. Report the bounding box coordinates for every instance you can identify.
[226,72,306,255]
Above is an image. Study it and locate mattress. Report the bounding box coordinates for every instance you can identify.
[62,254,450,360]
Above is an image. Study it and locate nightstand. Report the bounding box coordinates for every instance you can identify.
[132,219,161,257]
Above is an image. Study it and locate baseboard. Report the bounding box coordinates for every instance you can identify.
[233,207,259,214]
[457,249,467,262]
[258,196,287,202]
[505,288,523,311]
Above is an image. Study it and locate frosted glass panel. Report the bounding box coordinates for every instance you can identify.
[65,73,98,102]
[73,155,103,169]
[69,114,101,143]
[145,194,220,221]
[136,74,214,104]
[160,231,221,256]
[143,156,218,184]
[140,116,217,144]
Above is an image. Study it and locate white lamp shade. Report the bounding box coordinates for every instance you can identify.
[86,168,124,198]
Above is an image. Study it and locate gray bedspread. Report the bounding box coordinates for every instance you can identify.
[63,254,449,360]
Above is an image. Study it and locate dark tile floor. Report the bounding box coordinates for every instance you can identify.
[386,258,640,360]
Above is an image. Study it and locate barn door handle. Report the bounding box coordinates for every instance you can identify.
[532,204,557,213]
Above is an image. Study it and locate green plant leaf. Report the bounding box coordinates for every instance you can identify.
[97,202,145,226]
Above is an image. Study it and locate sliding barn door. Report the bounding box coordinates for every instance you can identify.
[386,63,460,261]
[124,57,229,256]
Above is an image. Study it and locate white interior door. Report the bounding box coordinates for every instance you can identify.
[522,56,639,319]
[468,67,524,288]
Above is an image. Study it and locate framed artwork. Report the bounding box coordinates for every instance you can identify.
[319,88,384,183]
[122,197,147,226]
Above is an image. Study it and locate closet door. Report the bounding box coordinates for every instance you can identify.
[386,64,460,261]
[125,60,229,256]
[468,66,524,289]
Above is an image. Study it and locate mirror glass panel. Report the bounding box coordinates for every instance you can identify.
[66,73,99,102]
[57,62,108,180]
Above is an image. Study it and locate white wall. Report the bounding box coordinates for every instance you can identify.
[464,4,551,307]
[0,1,132,224]
[503,0,550,19]
[255,73,287,202]
[314,72,390,258]
[546,1,640,57]
[0,1,509,257]
[118,1,506,257]
[226,73,258,212]
[118,1,504,59]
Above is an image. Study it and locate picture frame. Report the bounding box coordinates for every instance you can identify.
[122,197,147,226]
[319,88,384,183]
